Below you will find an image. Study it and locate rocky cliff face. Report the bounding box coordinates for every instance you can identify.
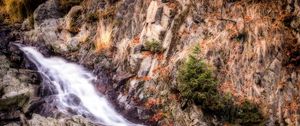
[1,0,300,125]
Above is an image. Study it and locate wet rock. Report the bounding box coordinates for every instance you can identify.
[8,43,23,68]
[27,96,63,118]
[38,81,59,97]
[0,25,11,54]
[65,94,81,106]
[18,69,40,84]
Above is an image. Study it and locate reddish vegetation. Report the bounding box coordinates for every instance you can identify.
[145,98,161,109]
[168,94,178,101]
[142,51,152,58]
[132,36,140,45]
[150,111,164,122]
[166,2,177,10]
[135,76,152,81]
[156,53,164,61]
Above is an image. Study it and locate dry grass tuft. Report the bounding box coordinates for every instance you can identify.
[94,21,113,52]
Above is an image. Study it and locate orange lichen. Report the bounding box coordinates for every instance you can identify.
[147,86,157,93]
[135,76,152,81]
[142,51,152,58]
[167,2,177,9]
[156,53,164,61]
[150,111,164,122]
[132,36,140,45]
[289,101,299,113]
[142,76,151,81]
[152,66,162,74]
[145,98,161,108]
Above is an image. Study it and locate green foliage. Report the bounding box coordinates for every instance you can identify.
[235,101,264,125]
[144,39,164,53]
[177,46,264,125]
[178,48,223,111]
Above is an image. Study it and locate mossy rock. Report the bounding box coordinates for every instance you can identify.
[144,39,164,53]
[0,94,30,111]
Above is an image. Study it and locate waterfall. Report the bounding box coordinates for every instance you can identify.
[20,46,136,126]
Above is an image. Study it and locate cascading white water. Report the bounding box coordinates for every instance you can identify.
[20,46,135,126]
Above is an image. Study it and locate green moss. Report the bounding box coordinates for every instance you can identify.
[0,94,29,110]
[177,46,264,125]
[235,101,264,125]
[144,39,164,53]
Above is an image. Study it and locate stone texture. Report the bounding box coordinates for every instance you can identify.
[2,0,300,125]
[27,114,96,126]
[34,0,62,26]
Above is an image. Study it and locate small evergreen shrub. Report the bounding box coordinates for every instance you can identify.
[235,101,264,124]
[178,46,224,111]
[144,39,164,53]
[177,46,264,125]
